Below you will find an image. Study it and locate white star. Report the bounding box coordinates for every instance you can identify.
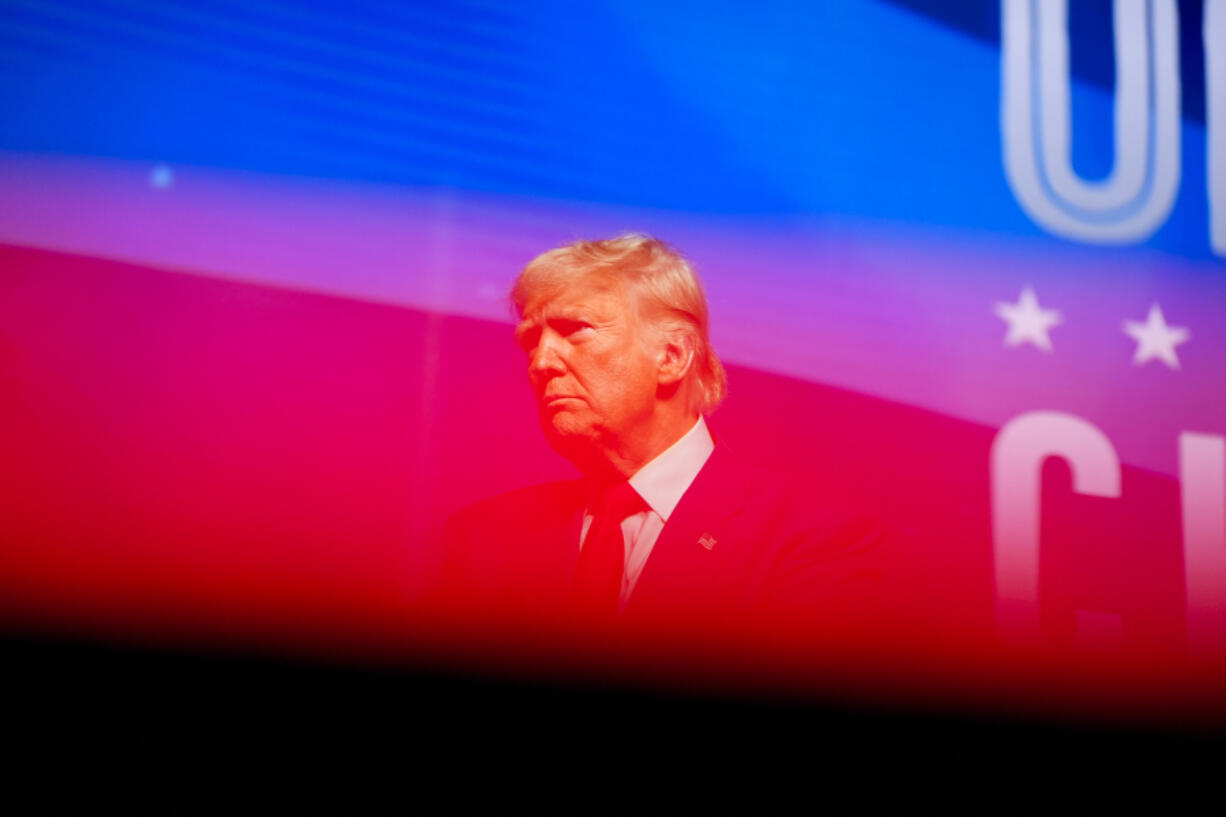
[1123,303,1189,370]
[995,286,1062,351]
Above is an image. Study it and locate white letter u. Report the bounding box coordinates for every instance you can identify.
[1001,0,1181,243]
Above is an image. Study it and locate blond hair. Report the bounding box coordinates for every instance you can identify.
[511,234,727,413]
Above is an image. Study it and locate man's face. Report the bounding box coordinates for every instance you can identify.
[514,275,660,465]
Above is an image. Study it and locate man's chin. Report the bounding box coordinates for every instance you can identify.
[540,412,596,454]
[538,415,619,478]
[542,417,584,446]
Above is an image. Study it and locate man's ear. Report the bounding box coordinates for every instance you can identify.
[656,329,696,387]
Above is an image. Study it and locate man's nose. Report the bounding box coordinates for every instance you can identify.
[529,333,565,377]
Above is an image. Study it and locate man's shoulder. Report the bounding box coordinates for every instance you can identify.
[446,479,585,533]
[705,443,887,552]
[436,479,585,620]
[700,444,843,514]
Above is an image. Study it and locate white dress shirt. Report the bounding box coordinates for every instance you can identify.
[579,416,715,607]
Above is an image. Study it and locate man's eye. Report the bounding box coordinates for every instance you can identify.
[558,320,592,337]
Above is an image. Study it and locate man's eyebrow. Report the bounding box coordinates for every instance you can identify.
[544,306,597,323]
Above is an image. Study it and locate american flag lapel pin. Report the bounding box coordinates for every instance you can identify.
[697,533,717,551]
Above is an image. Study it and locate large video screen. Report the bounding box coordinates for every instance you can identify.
[2,0,1223,724]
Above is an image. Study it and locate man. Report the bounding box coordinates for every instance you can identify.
[438,235,884,649]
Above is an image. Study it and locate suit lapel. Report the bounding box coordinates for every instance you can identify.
[542,481,586,589]
[625,444,751,615]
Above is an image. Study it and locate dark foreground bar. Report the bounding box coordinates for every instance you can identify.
[6,630,1221,775]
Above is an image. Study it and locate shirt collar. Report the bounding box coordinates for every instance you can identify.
[627,415,715,522]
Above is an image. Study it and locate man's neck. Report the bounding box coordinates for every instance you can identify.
[592,409,701,482]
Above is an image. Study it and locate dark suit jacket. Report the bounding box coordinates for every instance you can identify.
[437,443,888,649]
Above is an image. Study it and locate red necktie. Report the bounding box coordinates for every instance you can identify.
[573,481,647,619]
